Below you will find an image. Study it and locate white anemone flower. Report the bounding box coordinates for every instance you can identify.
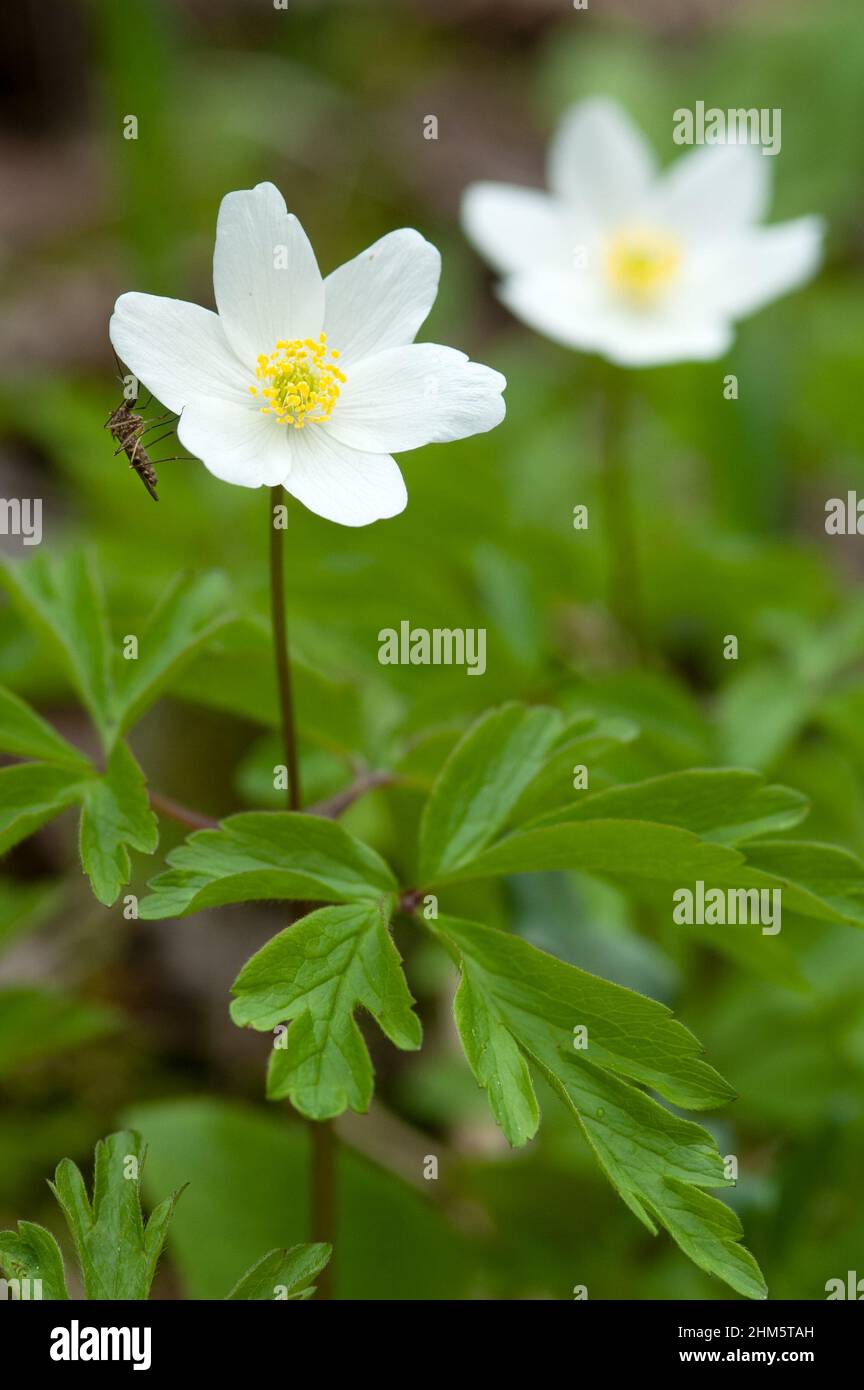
[110,183,506,525]
[462,97,824,368]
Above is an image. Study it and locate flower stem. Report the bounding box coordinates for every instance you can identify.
[311,1120,336,1289]
[269,488,302,812]
[597,368,644,656]
[148,790,218,831]
[267,488,335,1300]
[307,768,393,819]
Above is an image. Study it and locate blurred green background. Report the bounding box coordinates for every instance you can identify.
[1,0,864,1299]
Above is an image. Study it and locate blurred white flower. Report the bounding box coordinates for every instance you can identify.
[462,98,823,368]
[110,183,506,525]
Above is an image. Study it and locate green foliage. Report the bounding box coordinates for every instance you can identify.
[0,1128,330,1301]
[0,551,114,743]
[524,769,809,844]
[0,553,235,754]
[0,763,87,855]
[114,571,235,734]
[224,1243,332,1300]
[0,1221,69,1299]
[147,700,830,1295]
[0,685,91,770]
[48,1131,183,1300]
[428,817,742,887]
[3,0,864,1301]
[79,742,158,905]
[742,840,864,925]
[418,703,563,879]
[440,914,732,1115]
[0,691,158,905]
[436,915,765,1299]
[231,902,421,1118]
[125,1099,469,1301]
[140,812,397,918]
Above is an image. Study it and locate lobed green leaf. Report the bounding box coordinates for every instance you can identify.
[0,550,115,743]
[437,916,765,1299]
[79,742,159,906]
[115,571,235,735]
[0,685,92,771]
[140,812,397,919]
[0,1221,69,1300]
[0,763,89,856]
[231,901,421,1119]
[48,1130,184,1300]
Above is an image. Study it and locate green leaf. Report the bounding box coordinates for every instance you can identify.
[525,769,810,844]
[553,1057,767,1300]
[0,987,118,1076]
[231,901,422,1119]
[564,669,710,766]
[454,968,540,1145]
[0,1221,69,1299]
[140,812,397,920]
[0,685,91,771]
[429,817,745,887]
[437,916,766,1299]
[79,742,158,906]
[115,571,235,734]
[0,550,115,743]
[0,763,89,855]
[506,714,638,826]
[48,1130,183,1300]
[440,915,731,1115]
[419,703,563,880]
[741,839,864,926]
[225,1243,331,1300]
[718,672,817,769]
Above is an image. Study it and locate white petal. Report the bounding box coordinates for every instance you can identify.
[648,144,770,242]
[109,293,249,415]
[177,396,291,488]
[323,229,440,364]
[547,97,656,225]
[688,216,824,320]
[498,271,732,366]
[213,183,324,365]
[325,343,506,453]
[496,270,603,350]
[461,182,575,276]
[282,429,407,527]
[589,308,733,367]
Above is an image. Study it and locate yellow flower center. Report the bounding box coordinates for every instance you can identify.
[604,227,682,306]
[250,332,346,427]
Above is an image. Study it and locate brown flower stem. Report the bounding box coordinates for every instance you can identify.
[310,1120,336,1296]
[148,790,218,831]
[307,769,394,819]
[267,488,335,1299]
[149,772,392,834]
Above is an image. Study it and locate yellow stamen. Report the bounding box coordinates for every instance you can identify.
[250,332,345,427]
[604,227,682,306]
